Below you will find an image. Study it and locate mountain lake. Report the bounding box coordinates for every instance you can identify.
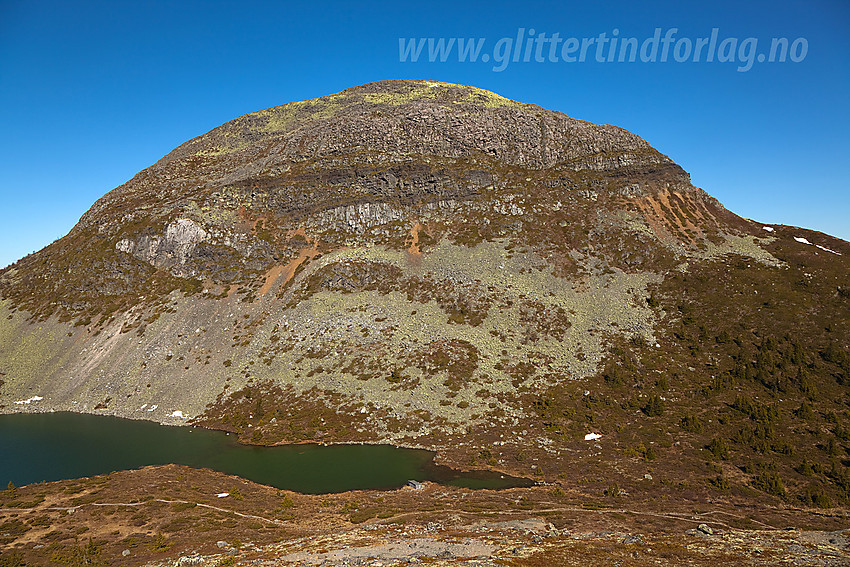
[0,412,531,493]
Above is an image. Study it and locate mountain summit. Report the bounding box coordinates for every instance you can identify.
[4,80,729,312]
[1,80,848,506]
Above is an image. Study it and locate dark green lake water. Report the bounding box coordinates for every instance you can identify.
[0,413,529,493]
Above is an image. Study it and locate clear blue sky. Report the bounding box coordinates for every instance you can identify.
[1,0,848,268]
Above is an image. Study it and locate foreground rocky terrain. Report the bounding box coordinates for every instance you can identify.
[0,80,848,563]
[1,466,848,566]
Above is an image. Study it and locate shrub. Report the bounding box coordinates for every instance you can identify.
[707,437,730,460]
[625,442,656,461]
[150,531,172,552]
[642,395,664,417]
[802,486,834,508]
[794,401,814,420]
[680,414,703,433]
[752,470,785,497]
[170,501,196,513]
[796,459,814,476]
[603,365,624,386]
[0,551,24,567]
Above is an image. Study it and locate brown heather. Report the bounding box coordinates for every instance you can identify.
[1,80,849,565]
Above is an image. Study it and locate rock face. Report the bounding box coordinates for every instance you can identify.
[1,80,849,507]
[116,218,209,275]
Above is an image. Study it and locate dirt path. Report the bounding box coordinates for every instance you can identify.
[4,497,780,532]
[4,498,287,526]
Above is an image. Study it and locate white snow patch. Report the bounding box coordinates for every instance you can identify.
[14,396,43,405]
[584,433,603,441]
[762,226,775,232]
[140,404,148,410]
[147,404,158,412]
[216,493,230,498]
[170,410,187,418]
[793,236,841,255]
[815,244,841,255]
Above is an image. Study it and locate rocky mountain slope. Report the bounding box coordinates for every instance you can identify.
[1,79,849,510]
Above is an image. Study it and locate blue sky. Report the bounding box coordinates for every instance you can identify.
[0,0,848,268]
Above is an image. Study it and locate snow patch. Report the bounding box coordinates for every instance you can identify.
[216,493,230,498]
[14,396,43,405]
[147,404,158,412]
[793,236,841,255]
[815,244,841,255]
[584,433,602,441]
[762,226,774,232]
[170,410,187,418]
